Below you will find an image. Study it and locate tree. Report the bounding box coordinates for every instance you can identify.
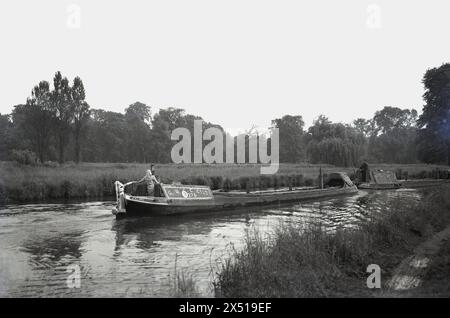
[417,63,450,165]
[373,106,417,135]
[306,115,366,166]
[151,108,192,163]
[149,118,172,163]
[0,114,13,160]
[51,71,73,163]
[352,118,375,137]
[272,115,306,162]
[416,128,447,163]
[153,107,187,131]
[369,128,417,163]
[11,81,54,162]
[82,109,128,162]
[125,102,152,162]
[71,76,90,163]
[366,106,418,163]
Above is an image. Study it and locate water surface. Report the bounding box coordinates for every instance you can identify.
[0,189,421,297]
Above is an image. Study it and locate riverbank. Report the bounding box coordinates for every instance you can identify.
[0,161,448,204]
[386,223,450,295]
[214,185,450,297]
[406,237,450,297]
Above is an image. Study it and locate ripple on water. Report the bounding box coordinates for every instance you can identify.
[0,189,422,297]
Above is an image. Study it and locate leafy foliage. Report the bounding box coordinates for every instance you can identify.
[417,63,450,165]
[1,65,450,166]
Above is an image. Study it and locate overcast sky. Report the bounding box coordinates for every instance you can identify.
[1,0,449,134]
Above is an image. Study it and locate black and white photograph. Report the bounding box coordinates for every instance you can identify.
[1,0,450,305]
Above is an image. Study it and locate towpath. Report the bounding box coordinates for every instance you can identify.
[387,224,450,293]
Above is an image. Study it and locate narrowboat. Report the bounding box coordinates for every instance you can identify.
[355,163,450,190]
[113,172,358,217]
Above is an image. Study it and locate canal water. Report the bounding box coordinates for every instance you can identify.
[0,189,421,297]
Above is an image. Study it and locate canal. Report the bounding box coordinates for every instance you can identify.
[0,189,420,297]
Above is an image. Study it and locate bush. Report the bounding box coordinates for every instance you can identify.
[61,180,72,199]
[64,161,76,167]
[295,174,304,187]
[209,176,224,190]
[11,149,40,166]
[411,170,427,179]
[231,178,241,191]
[304,178,314,187]
[403,171,409,180]
[222,178,233,192]
[260,175,273,189]
[0,179,5,204]
[250,177,260,190]
[238,177,249,190]
[43,161,59,168]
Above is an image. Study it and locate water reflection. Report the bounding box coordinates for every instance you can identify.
[0,189,421,297]
[22,231,84,268]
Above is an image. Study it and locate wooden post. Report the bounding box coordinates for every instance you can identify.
[319,167,324,189]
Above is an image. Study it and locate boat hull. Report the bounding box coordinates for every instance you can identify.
[358,179,450,190]
[400,179,450,188]
[358,183,401,190]
[124,196,215,216]
[120,185,358,217]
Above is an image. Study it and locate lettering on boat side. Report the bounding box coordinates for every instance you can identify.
[171,119,279,174]
[164,186,213,199]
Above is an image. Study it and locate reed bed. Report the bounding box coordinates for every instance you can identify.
[0,161,447,204]
[213,185,450,297]
[0,162,147,203]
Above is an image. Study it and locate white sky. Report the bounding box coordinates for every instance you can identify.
[1,0,449,134]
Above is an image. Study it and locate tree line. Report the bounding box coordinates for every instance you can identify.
[0,65,449,166]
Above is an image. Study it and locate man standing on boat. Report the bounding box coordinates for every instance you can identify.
[139,169,159,196]
[360,161,370,183]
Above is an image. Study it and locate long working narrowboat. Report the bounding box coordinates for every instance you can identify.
[113,172,358,217]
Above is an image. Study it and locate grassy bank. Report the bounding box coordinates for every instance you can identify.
[410,241,450,297]
[0,162,148,204]
[214,185,450,297]
[167,256,200,298]
[0,161,448,204]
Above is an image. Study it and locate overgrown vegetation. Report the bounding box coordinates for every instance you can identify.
[0,162,447,204]
[167,255,200,298]
[10,149,40,166]
[214,185,450,297]
[0,162,146,204]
